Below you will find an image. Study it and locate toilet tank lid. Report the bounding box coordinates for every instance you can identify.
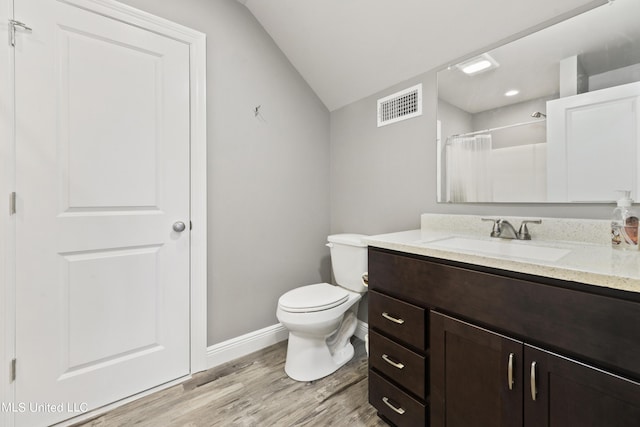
[327,233,368,247]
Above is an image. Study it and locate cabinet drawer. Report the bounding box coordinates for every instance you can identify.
[369,330,426,399]
[369,369,427,427]
[369,291,426,350]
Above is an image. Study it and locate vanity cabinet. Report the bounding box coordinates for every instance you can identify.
[367,247,640,427]
[431,312,640,427]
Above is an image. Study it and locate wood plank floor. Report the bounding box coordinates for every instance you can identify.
[74,339,388,426]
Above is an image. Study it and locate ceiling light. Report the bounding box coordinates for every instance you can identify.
[463,60,491,74]
[505,89,519,97]
[455,53,499,76]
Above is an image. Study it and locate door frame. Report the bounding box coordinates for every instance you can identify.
[0,1,207,425]
[1,0,16,425]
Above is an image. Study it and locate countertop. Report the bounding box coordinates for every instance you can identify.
[366,226,640,294]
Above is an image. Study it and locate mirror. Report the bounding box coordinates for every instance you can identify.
[437,0,640,203]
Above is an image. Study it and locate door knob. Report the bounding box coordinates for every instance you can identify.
[173,221,186,232]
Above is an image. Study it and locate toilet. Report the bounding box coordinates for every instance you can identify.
[276,233,368,382]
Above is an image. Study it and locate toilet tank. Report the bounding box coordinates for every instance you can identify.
[327,234,368,293]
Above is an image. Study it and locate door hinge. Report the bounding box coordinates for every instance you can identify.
[9,192,16,215]
[8,19,32,47]
[10,359,16,382]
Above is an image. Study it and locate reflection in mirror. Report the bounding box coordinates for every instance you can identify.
[437,0,640,203]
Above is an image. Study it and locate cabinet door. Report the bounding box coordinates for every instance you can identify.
[431,312,523,427]
[525,345,640,427]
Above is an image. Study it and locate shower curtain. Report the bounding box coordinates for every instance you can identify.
[445,134,492,202]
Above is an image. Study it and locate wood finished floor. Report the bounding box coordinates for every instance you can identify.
[74,339,388,427]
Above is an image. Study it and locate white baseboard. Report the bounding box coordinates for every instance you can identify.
[205,321,370,370]
[206,323,289,369]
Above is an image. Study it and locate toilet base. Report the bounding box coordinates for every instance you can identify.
[284,332,355,382]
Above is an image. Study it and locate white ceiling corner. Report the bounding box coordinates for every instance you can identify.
[241,0,604,111]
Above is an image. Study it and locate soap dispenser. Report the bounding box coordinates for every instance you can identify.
[611,190,639,250]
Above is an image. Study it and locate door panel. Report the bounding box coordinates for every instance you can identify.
[60,27,161,209]
[63,246,161,370]
[14,1,190,425]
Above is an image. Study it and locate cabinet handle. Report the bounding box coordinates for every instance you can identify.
[382,354,405,369]
[382,397,406,415]
[381,312,405,324]
[530,361,537,401]
[508,353,514,390]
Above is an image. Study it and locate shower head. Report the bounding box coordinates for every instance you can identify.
[531,112,547,118]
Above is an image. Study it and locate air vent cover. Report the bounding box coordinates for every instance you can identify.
[377,84,422,127]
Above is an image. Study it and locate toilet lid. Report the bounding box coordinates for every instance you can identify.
[279,283,350,313]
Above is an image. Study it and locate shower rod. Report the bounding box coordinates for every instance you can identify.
[451,118,546,138]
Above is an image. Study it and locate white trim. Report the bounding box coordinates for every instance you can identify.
[206,324,289,369]
[1,0,16,426]
[60,0,203,40]
[206,321,369,370]
[183,9,208,376]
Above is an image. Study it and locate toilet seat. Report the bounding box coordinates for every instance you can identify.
[279,283,349,313]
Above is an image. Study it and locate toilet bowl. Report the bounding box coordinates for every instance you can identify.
[276,234,368,382]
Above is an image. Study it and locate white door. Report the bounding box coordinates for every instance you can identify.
[14,1,191,425]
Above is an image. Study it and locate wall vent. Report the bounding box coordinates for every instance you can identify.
[377,84,422,127]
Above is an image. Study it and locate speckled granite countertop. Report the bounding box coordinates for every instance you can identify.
[365,214,640,294]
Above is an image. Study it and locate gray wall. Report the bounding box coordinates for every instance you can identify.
[119,0,331,345]
[331,70,615,322]
[120,0,615,344]
[330,69,614,239]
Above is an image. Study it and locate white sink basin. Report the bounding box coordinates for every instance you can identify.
[421,236,571,262]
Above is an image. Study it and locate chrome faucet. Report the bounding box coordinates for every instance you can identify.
[482,218,542,240]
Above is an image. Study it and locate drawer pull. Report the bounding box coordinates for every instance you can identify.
[382,312,405,324]
[508,353,514,390]
[382,397,406,415]
[530,361,537,401]
[382,354,405,369]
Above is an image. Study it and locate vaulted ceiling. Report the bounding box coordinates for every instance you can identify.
[237,0,606,111]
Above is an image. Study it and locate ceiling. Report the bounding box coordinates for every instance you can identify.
[438,0,640,114]
[237,0,607,111]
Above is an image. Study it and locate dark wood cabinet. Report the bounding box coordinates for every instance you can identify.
[367,247,640,427]
[368,290,428,425]
[369,330,426,398]
[369,370,427,427]
[430,312,523,427]
[525,345,640,427]
[431,312,640,427]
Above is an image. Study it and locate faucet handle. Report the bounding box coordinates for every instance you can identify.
[481,218,501,237]
[517,219,542,240]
